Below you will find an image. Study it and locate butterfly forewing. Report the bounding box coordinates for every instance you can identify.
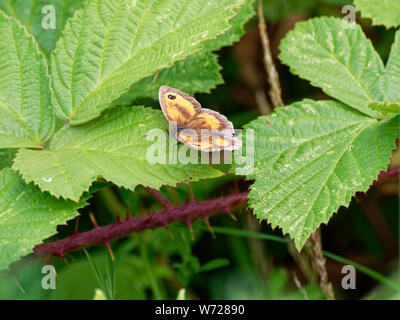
[159,86,201,127]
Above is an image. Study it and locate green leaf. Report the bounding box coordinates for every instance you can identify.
[369,102,400,115]
[0,11,54,148]
[279,17,384,118]
[382,31,400,102]
[0,149,17,170]
[0,168,85,270]
[236,100,399,249]
[114,0,255,104]
[262,0,316,23]
[51,0,244,125]
[205,0,255,51]
[0,0,83,57]
[355,0,400,28]
[114,51,223,103]
[200,258,230,272]
[13,107,222,201]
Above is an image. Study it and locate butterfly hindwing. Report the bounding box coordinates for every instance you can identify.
[176,129,241,152]
[187,108,234,134]
[159,85,201,126]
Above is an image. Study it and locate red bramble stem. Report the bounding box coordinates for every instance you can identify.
[34,191,249,258]
[33,165,397,260]
[378,166,399,180]
[143,186,175,209]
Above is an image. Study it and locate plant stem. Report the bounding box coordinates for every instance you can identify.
[378,166,399,180]
[257,0,284,108]
[34,192,248,258]
[323,251,400,292]
[207,226,400,292]
[309,230,335,300]
[143,186,175,209]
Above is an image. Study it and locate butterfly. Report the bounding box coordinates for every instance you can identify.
[159,85,241,152]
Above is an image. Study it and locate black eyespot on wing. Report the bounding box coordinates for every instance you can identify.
[167,94,176,100]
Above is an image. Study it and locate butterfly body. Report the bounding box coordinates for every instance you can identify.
[159,86,241,152]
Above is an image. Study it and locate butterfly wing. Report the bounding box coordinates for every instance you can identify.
[159,85,202,127]
[159,86,240,152]
[177,129,241,152]
[186,108,234,134]
[182,108,237,151]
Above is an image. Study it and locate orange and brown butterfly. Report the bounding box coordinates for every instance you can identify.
[158,85,241,152]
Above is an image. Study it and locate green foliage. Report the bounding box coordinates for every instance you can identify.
[205,0,255,51]
[0,149,16,170]
[84,249,116,300]
[115,51,223,103]
[0,0,397,300]
[0,168,86,270]
[13,107,222,201]
[0,11,54,148]
[50,246,173,299]
[261,0,349,23]
[355,0,400,28]
[383,32,400,101]
[50,0,245,125]
[262,0,315,22]
[200,258,230,272]
[103,0,255,105]
[280,17,384,118]
[266,268,322,300]
[239,17,400,249]
[0,0,83,57]
[0,0,249,269]
[369,102,400,115]
[238,100,398,248]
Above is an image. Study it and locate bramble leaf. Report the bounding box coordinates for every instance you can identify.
[116,0,255,104]
[355,0,400,29]
[235,100,399,249]
[279,17,384,118]
[0,0,83,57]
[382,31,400,102]
[0,11,54,148]
[0,149,16,170]
[368,102,400,115]
[0,168,86,271]
[115,51,223,103]
[205,0,255,51]
[51,0,244,125]
[13,107,222,201]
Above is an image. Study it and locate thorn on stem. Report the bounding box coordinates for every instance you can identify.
[203,217,215,238]
[188,184,195,203]
[104,242,115,262]
[163,224,174,239]
[89,212,99,228]
[61,255,69,266]
[74,217,80,235]
[186,219,194,241]
[225,210,237,221]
